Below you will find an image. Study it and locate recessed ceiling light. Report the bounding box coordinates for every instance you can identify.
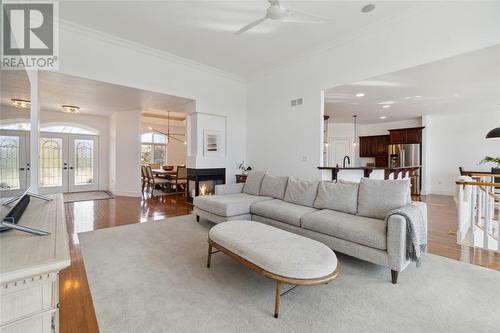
[379,116,387,119]
[356,93,365,97]
[61,105,80,113]
[11,98,30,109]
[382,105,391,109]
[361,4,376,13]
[378,100,395,105]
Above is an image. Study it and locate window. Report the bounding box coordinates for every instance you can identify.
[141,132,167,165]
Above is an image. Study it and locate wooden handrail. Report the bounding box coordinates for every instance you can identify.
[456,180,500,187]
[468,172,499,178]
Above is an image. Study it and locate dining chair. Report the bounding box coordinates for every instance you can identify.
[148,163,161,170]
[169,165,187,193]
[141,165,148,193]
[145,165,169,193]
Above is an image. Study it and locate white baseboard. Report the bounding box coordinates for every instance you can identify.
[425,190,454,196]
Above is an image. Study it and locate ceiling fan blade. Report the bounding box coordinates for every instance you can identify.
[285,8,329,23]
[235,17,267,35]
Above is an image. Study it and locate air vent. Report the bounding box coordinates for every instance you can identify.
[290,98,303,107]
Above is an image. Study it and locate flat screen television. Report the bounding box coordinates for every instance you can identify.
[1,188,50,235]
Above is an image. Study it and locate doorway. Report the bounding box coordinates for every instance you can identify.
[327,137,353,167]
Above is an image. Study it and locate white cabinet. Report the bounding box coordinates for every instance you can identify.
[0,194,70,332]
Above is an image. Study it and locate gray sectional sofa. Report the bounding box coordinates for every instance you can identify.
[193,171,427,283]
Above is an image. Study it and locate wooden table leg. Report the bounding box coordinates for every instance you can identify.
[207,243,212,268]
[274,281,282,318]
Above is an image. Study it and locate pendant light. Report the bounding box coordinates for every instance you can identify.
[353,115,358,147]
[486,127,500,139]
[486,105,500,138]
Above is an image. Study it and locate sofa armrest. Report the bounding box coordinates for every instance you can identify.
[387,201,427,272]
[215,183,244,195]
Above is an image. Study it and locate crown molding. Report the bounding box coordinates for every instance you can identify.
[59,19,246,84]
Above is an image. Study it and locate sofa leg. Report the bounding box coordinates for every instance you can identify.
[391,270,399,284]
[196,215,200,222]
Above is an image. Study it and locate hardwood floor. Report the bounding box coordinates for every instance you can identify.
[59,193,500,333]
[60,194,192,333]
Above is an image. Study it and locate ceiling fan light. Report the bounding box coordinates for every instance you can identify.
[361,4,376,13]
[61,105,80,113]
[11,98,31,109]
[486,127,500,139]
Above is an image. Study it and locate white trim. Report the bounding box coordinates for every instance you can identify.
[59,19,245,84]
[425,190,454,196]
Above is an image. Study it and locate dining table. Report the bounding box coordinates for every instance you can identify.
[152,169,177,178]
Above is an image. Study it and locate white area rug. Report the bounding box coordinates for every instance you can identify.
[79,215,500,333]
[63,191,113,203]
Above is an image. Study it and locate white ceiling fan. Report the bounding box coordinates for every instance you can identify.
[235,0,329,35]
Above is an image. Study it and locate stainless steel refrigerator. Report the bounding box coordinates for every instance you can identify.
[388,144,421,195]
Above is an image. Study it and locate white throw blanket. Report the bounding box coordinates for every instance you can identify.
[386,204,427,267]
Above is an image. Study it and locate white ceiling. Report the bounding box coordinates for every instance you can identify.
[59,1,421,76]
[0,70,192,117]
[325,45,500,124]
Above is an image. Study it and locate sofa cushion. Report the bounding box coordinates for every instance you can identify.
[260,175,289,199]
[301,209,387,250]
[251,199,318,227]
[242,171,266,196]
[313,180,359,214]
[357,178,411,219]
[194,193,271,217]
[283,178,319,207]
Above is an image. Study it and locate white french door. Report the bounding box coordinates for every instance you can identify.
[68,135,98,192]
[39,133,98,194]
[39,133,68,194]
[0,130,29,197]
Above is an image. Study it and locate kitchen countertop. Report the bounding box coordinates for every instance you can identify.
[317,166,421,170]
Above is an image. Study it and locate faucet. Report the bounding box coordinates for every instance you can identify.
[342,156,351,168]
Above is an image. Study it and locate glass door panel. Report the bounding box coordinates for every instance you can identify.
[39,134,68,194]
[0,130,28,197]
[68,135,98,192]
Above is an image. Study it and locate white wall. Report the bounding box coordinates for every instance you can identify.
[423,111,500,195]
[247,2,500,180]
[58,21,246,186]
[0,106,110,191]
[109,110,141,196]
[187,112,227,169]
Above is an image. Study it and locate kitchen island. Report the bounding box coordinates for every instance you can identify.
[318,166,421,182]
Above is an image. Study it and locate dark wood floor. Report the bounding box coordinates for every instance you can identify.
[59,193,500,333]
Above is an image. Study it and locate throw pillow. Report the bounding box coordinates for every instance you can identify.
[357,178,411,219]
[260,175,289,199]
[313,180,359,214]
[283,178,319,207]
[242,171,266,196]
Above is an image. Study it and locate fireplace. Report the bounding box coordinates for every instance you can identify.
[186,168,226,204]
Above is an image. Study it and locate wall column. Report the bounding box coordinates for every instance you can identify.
[27,70,40,193]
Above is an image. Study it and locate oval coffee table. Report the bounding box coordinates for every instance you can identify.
[207,220,340,318]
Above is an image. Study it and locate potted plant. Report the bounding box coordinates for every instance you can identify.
[238,161,252,175]
[479,156,500,183]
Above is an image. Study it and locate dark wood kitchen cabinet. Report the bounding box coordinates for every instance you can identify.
[388,127,424,144]
[359,135,390,159]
